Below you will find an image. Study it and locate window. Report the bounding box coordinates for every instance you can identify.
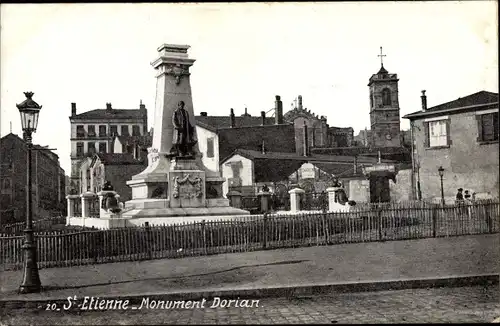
[98,142,107,153]
[76,125,85,138]
[477,112,499,142]
[87,125,96,137]
[86,169,91,191]
[428,119,448,147]
[76,142,84,157]
[132,125,141,136]
[110,125,118,136]
[121,125,129,136]
[370,90,374,108]
[88,142,96,155]
[207,138,214,158]
[99,125,107,137]
[381,88,391,106]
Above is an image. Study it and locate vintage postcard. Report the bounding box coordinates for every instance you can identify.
[0,2,498,325]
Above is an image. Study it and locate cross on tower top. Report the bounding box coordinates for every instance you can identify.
[378,46,386,67]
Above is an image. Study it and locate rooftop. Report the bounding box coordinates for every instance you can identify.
[93,153,143,165]
[222,148,389,165]
[404,90,499,119]
[71,107,146,120]
[195,115,281,131]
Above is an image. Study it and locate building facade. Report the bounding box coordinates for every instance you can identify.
[404,90,499,203]
[283,95,354,153]
[195,97,296,174]
[69,101,148,193]
[0,133,66,224]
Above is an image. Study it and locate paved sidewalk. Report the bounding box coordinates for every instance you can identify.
[0,234,498,302]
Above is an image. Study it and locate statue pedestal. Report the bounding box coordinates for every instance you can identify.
[124,157,249,224]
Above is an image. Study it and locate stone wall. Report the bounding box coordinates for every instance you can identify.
[347,179,370,203]
[389,168,412,202]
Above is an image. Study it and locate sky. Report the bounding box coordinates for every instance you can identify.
[1,2,498,175]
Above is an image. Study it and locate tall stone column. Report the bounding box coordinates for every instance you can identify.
[127,44,221,201]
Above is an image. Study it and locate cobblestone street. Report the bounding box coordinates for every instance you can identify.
[1,286,499,324]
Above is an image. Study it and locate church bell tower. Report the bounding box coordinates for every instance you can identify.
[368,47,401,148]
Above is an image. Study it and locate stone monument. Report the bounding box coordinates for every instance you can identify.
[123,44,249,224]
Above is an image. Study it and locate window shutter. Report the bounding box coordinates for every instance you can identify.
[476,114,483,142]
[424,122,430,148]
[445,119,452,146]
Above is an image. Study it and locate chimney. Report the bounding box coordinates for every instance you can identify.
[298,95,303,110]
[106,103,112,111]
[421,90,427,111]
[230,108,235,128]
[260,111,266,125]
[274,95,283,125]
[139,100,146,111]
[302,121,308,157]
[200,112,208,117]
[71,103,76,116]
[242,107,251,117]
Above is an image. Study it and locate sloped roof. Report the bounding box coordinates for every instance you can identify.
[195,115,279,130]
[314,163,364,177]
[404,91,499,119]
[222,149,387,165]
[72,109,146,120]
[94,153,142,165]
[377,65,388,74]
[115,134,152,147]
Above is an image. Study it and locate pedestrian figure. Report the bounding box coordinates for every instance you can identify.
[464,190,471,201]
[455,188,464,202]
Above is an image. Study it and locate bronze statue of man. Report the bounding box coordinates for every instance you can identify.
[171,100,197,157]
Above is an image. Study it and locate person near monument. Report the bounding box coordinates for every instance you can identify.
[172,100,197,157]
[455,188,464,203]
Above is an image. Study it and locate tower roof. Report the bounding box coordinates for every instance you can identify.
[377,65,388,74]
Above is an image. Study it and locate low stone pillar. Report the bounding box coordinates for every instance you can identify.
[81,191,96,219]
[226,190,242,209]
[289,188,305,212]
[97,190,117,218]
[258,191,272,213]
[326,187,341,211]
[65,194,80,225]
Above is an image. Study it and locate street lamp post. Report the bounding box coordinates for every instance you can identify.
[438,166,445,206]
[17,91,42,294]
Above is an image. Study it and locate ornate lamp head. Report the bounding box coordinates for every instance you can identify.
[16,91,42,136]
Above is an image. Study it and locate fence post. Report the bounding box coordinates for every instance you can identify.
[432,206,437,238]
[263,213,268,249]
[201,219,207,254]
[377,207,383,241]
[145,222,152,260]
[486,202,493,234]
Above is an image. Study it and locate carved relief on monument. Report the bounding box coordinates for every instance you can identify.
[164,63,191,85]
[172,174,203,199]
